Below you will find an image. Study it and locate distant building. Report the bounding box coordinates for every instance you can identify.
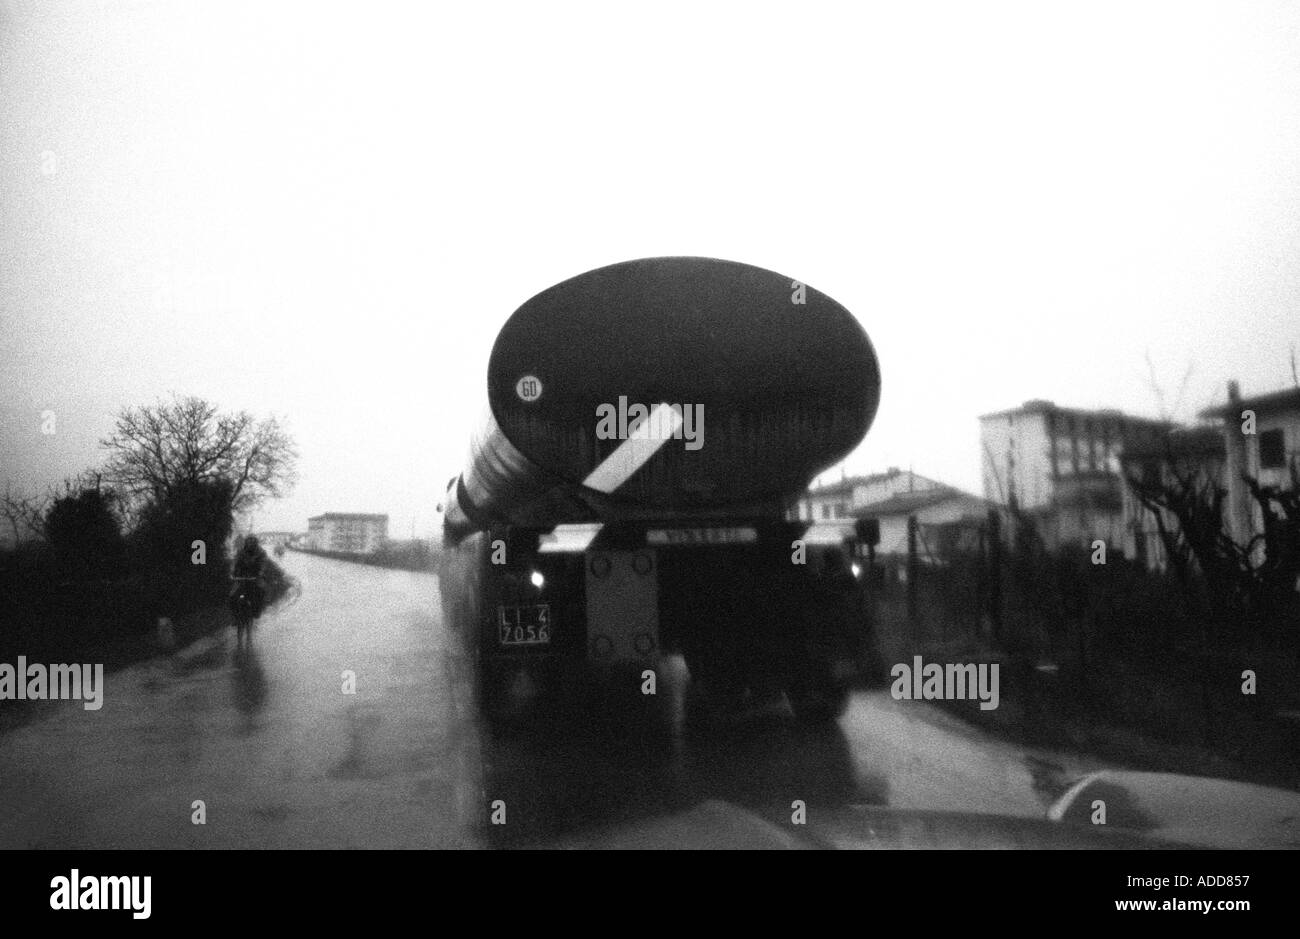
[853,486,995,557]
[1117,425,1226,572]
[306,513,389,554]
[979,399,1168,551]
[797,470,995,558]
[1116,382,1299,572]
[1198,381,1300,554]
[795,468,945,521]
[254,531,297,547]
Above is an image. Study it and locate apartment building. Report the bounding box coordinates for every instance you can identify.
[306,513,389,554]
[979,399,1168,551]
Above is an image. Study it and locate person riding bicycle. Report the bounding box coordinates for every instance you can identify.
[230,535,268,619]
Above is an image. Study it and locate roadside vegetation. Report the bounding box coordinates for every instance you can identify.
[870,471,1300,791]
[0,396,298,671]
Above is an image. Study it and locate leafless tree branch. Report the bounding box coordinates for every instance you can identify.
[100,395,297,513]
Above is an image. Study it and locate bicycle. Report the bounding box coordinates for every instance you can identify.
[230,575,264,645]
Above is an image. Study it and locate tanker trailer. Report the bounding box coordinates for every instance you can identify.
[440,256,882,724]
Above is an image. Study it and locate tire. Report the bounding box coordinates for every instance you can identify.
[785,652,850,723]
[683,645,745,704]
[476,659,509,721]
[476,658,534,734]
[788,681,849,723]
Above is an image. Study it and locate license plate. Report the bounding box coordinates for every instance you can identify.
[497,604,552,646]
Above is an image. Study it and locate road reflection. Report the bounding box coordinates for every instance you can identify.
[478,656,886,847]
[230,643,269,733]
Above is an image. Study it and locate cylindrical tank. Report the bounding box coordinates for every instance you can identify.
[445,256,881,541]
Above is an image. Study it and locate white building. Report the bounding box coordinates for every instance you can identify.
[254,531,296,548]
[307,513,389,554]
[854,486,994,557]
[1118,426,1225,571]
[979,399,1168,551]
[1117,382,1299,572]
[1198,381,1300,552]
[797,470,994,558]
[794,468,944,522]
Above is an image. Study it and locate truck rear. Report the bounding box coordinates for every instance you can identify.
[439,257,882,724]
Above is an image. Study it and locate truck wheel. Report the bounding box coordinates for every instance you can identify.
[858,634,888,687]
[788,683,849,723]
[786,658,849,723]
[477,659,517,730]
[682,648,747,724]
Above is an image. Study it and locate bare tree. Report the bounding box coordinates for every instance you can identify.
[1,483,47,546]
[1142,349,1195,423]
[101,396,298,513]
[42,470,125,524]
[1127,450,1300,629]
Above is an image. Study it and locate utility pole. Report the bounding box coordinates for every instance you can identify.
[907,514,919,648]
[987,507,1003,643]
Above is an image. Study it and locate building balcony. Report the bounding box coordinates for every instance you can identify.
[1053,470,1123,512]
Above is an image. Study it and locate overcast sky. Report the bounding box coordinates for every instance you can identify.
[2,0,1298,537]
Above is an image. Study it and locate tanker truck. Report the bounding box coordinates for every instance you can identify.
[439,257,882,725]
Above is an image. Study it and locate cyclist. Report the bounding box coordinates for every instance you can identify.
[230,535,268,622]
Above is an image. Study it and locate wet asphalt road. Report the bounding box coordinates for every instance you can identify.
[0,552,1106,849]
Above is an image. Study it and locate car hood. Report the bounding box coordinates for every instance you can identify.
[1047,770,1300,849]
[540,799,1177,850]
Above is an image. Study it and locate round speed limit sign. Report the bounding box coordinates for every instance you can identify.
[515,375,543,402]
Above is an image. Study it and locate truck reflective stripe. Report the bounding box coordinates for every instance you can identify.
[582,403,683,494]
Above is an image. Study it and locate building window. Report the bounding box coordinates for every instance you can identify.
[1259,428,1286,469]
[821,504,831,519]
